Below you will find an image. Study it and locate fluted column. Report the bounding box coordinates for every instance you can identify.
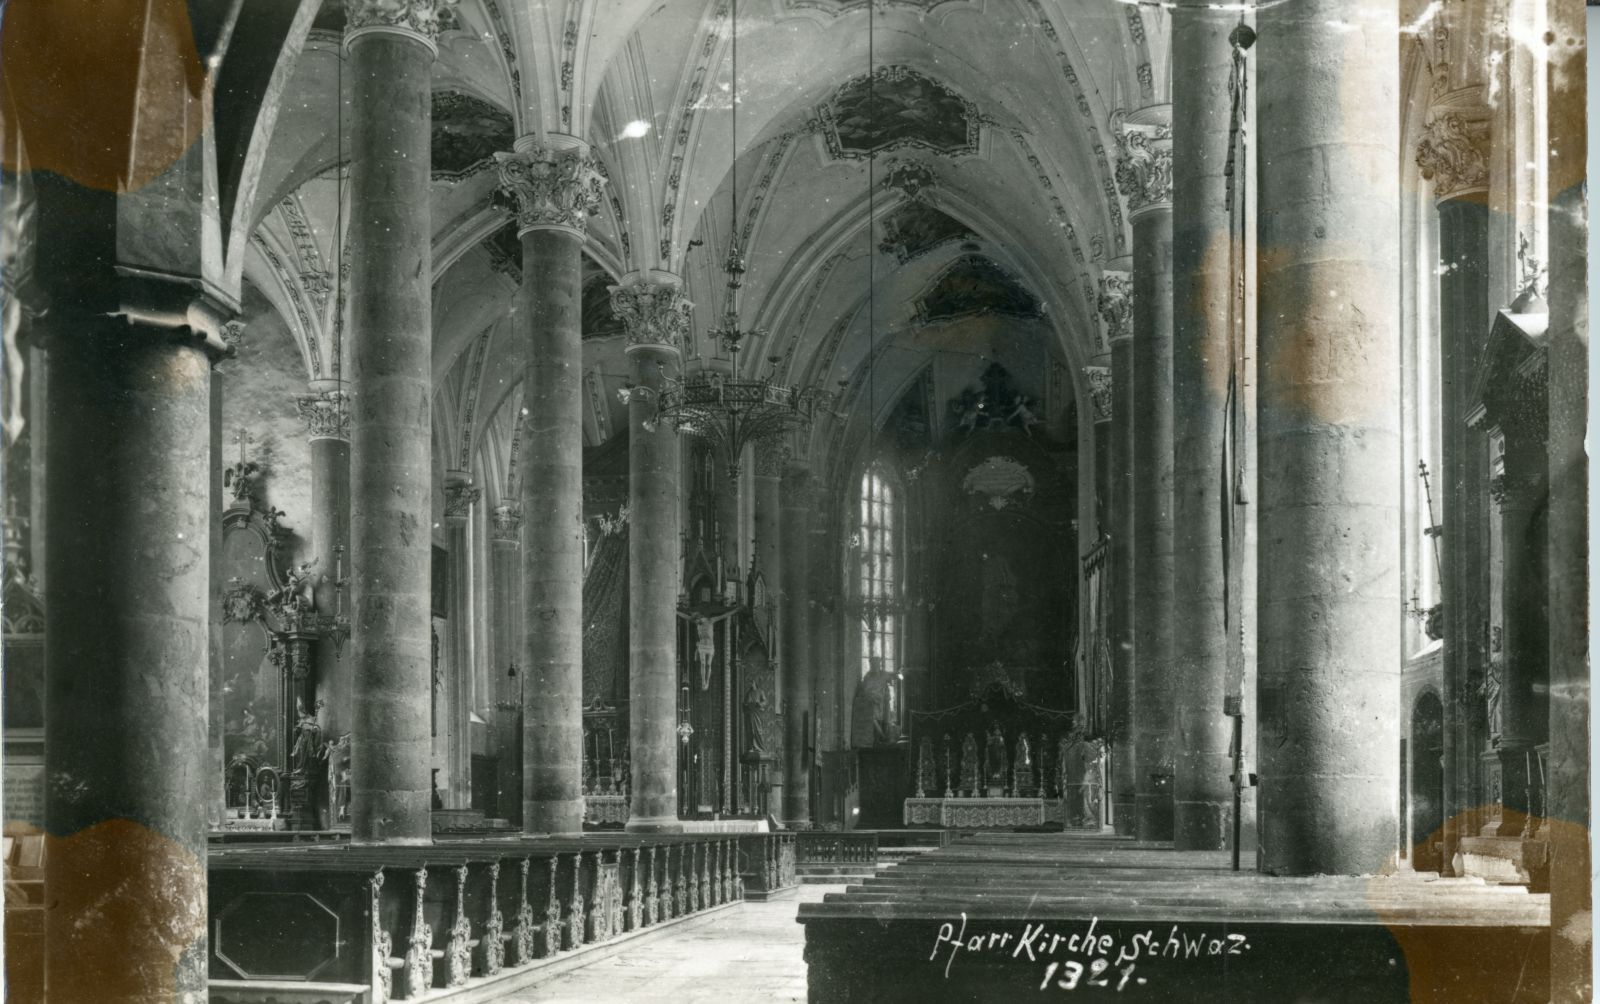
[496,136,605,834]
[1096,268,1137,836]
[1169,7,1235,851]
[41,288,229,1002]
[1256,0,1401,874]
[1115,114,1175,842]
[489,505,524,825]
[614,274,692,832]
[781,465,815,823]
[443,476,480,810]
[1416,102,1491,868]
[346,0,446,845]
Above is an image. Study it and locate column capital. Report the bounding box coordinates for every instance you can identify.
[38,272,235,361]
[296,389,351,443]
[345,0,457,53]
[443,478,481,522]
[1096,270,1133,348]
[1114,124,1172,218]
[780,465,814,507]
[490,503,522,542]
[1416,109,1490,201]
[754,441,792,478]
[1083,366,1113,424]
[612,274,693,355]
[494,140,606,238]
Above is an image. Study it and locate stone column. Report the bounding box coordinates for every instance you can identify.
[298,387,352,760]
[1115,115,1175,842]
[752,442,785,609]
[1256,0,1401,875]
[346,0,444,845]
[1544,7,1588,993]
[781,465,815,823]
[1416,104,1491,868]
[495,136,604,834]
[1169,7,1235,852]
[442,475,480,810]
[489,505,524,825]
[1096,269,1136,836]
[42,289,230,1002]
[614,274,692,832]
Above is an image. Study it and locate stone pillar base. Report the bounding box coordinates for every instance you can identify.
[626,815,686,834]
[1112,797,1136,836]
[1174,801,1228,850]
[526,798,584,836]
[1134,794,1174,842]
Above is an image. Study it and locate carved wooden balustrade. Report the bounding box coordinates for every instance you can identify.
[207,832,785,1002]
[796,830,880,867]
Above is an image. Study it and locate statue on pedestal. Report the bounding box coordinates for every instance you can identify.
[850,658,900,748]
[743,679,776,755]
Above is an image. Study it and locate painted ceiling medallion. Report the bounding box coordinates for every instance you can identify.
[963,456,1035,511]
[816,66,979,159]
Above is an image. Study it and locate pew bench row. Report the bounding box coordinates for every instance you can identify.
[209,832,795,1003]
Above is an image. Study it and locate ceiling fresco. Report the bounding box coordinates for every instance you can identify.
[879,202,977,264]
[431,90,513,181]
[915,255,1043,324]
[817,66,979,160]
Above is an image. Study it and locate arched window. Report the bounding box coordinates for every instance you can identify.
[859,466,899,686]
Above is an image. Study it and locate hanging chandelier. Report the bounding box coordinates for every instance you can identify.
[653,0,826,475]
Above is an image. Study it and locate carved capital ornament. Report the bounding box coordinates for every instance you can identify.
[491,504,523,542]
[443,481,481,521]
[754,441,792,478]
[1416,112,1490,200]
[1113,126,1172,216]
[1096,270,1133,346]
[296,389,351,443]
[1083,366,1112,423]
[345,0,458,49]
[494,146,606,237]
[610,280,693,354]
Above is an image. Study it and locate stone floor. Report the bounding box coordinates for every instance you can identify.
[494,884,840,1003]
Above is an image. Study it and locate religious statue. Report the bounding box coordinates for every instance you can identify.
[1012,732,1034,797]
[1481,660,1504,741]
[743,679,776,755]
[850,658,899,748]
[959,733,979,796]
[984,725,1008,795]
[694,615,716,691]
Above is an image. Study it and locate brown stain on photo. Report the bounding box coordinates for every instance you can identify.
[1,0,206,191]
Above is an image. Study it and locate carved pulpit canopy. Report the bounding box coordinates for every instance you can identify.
[1467,289,1549,446]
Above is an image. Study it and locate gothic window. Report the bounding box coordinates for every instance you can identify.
[859,466,900,697]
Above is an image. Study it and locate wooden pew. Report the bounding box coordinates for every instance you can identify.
[797,833,1552,1004]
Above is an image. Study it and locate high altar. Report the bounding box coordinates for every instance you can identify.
[898,681,1104,830]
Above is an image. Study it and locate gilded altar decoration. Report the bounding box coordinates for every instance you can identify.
[494,145,605,236]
